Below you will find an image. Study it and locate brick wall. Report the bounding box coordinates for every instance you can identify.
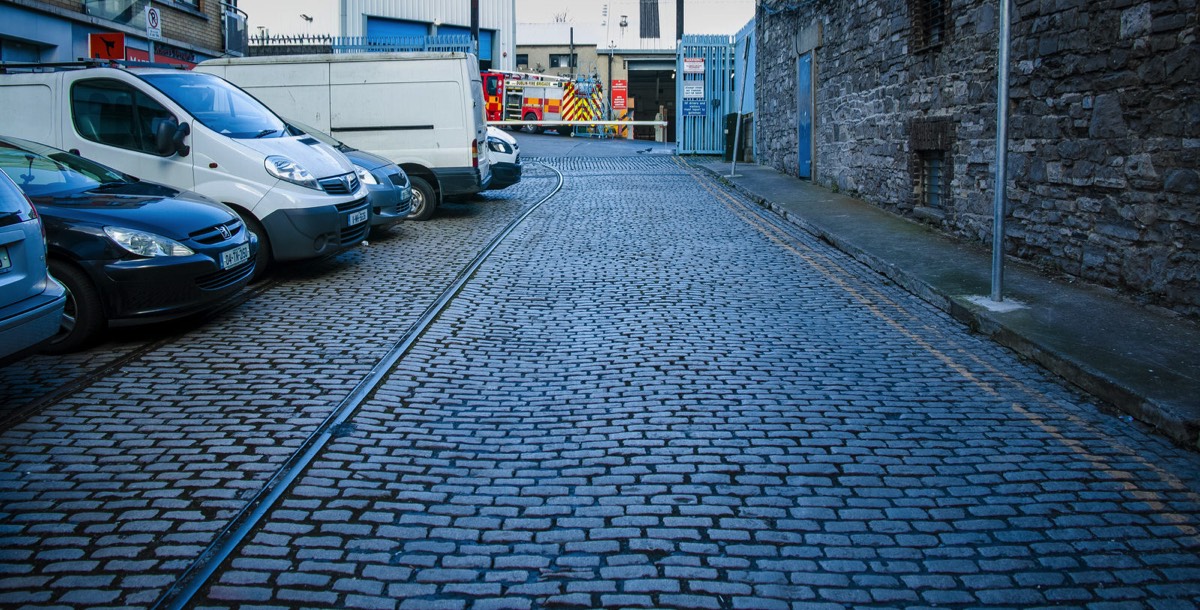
[42,0,225,56]
[158,1,223,52]
[756,0,1200,317]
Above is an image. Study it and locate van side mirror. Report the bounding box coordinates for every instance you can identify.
[155,119,191,157]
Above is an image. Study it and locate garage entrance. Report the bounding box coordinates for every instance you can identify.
[625,57,676,142]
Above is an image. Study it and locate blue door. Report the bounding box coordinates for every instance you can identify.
[797,53,813,179]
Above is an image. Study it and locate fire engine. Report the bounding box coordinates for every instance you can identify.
[482,70,605,133]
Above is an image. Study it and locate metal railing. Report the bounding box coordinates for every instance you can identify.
[248,33,472,55]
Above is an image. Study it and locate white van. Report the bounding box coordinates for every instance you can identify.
[0,63,371,278]
[197,52,492,221]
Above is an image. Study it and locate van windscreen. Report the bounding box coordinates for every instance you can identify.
[141,72,286,139]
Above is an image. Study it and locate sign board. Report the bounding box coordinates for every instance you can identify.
[88,33,125,60]
[145,6,162,41]
[682,99,707,117]
[611,79,628,110]
[683,57,705,74]
[125,47,197,68]
[682,82,705,99]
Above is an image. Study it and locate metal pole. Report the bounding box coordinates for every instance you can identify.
[148,0,155,62]
[727,39,749,178]
[607,50,614,120]
[470,0,480,55]
[991,0,1011,302]
[677,0,685,42]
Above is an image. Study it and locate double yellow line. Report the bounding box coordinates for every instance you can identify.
[675,157,1198,505]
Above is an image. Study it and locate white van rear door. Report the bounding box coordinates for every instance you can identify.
[467,59,492,182]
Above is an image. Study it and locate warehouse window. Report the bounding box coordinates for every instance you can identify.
[549,53,576,68]
[908,0,948,51]
[516,54,529,69]
[910,118,956,212]
[919,151,946,208]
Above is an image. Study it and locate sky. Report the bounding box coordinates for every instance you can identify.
[238,0,755,39]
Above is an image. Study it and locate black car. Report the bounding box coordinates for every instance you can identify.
[0,136,258,352]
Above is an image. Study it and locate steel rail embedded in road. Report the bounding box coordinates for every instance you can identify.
[151,163,566,610]
[0,278,281,431]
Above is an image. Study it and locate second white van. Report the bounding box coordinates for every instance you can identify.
[197,52,493,220]
[0,62,371,278]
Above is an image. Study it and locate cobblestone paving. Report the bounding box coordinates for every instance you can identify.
[176,157,1199,609]
[0,169,561,609]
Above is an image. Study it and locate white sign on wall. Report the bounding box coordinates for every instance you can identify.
[145,6,162,41]
[683,82,705,99]
[683,58,705,74]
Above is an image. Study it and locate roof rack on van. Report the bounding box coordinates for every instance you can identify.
[0,59,188,74]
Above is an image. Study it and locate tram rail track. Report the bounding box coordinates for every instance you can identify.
[148,163,564,609]
[0,279,282,431]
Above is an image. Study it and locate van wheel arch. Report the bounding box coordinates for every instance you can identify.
[399,165,440,221]
[226,203,272,282]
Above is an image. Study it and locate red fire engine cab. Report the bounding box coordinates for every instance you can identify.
[482,70,604,133]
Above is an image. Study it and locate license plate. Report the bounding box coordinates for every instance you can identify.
[348,209,369,227]
[220,243,251,270]
[0,245,9,271]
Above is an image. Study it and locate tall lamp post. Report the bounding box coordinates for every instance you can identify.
[607,42,616,120]
[991,0,1012,302]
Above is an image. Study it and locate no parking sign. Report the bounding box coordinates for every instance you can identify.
[145,5,162,41]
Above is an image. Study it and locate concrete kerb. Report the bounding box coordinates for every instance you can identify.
[692,162,1200,450]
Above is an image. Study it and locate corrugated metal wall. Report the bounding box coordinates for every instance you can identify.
[733,19,755,115]
[340,0,516,69]
[733,18,757,160]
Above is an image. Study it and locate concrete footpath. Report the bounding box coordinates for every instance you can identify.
[696,160,1200,449]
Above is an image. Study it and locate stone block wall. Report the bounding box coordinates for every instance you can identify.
[756,0,1199,317]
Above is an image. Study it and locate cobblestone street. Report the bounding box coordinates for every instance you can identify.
[2,155,1199,609]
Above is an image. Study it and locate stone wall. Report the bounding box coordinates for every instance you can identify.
[756,0,1200,317]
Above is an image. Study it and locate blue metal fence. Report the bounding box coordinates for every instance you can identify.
[330,34,472,54]
[676,35,735,155]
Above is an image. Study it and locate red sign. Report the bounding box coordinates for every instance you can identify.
[88,33,126,60]
[125,48,196,68]
[612,79,628,111]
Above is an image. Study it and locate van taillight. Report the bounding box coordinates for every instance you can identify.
[472,139,479,168]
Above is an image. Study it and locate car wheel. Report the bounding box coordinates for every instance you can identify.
[406,176,437,221]
[523,112,542,134]
[43,260,105,354]
[236,213,272,283]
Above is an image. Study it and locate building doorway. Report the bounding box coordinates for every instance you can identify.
[797,52,813,179]
[627,68,675,141]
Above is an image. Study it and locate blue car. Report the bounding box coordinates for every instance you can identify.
[0,136,258,353]
[0,169,65,363]
[285,119,413,232]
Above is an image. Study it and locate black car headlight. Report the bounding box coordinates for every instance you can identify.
[353,164,379,185]
[487,138,513,155]
[104,226,194,257]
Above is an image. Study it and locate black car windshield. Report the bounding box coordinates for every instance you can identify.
[0,137,127,197]
[141,72,286,139]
